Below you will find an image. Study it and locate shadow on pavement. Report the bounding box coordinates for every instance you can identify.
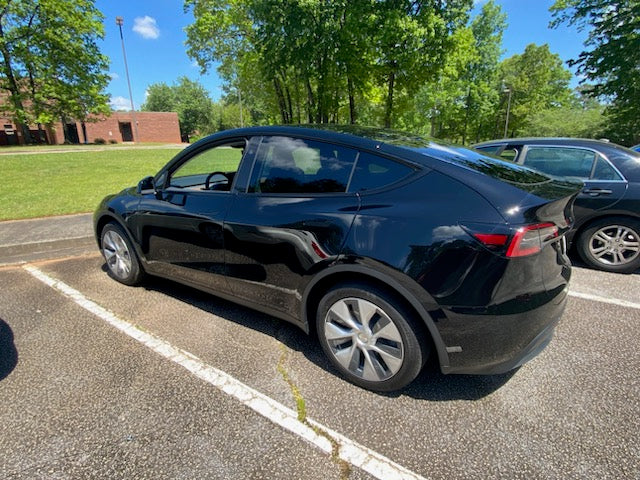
[0,319,18,381]
[123,270,517,401]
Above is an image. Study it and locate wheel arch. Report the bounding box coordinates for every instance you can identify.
[302,264,451,371]
[573,212,640,244]
[95,213,122,249]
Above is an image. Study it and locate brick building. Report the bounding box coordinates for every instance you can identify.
[0,111,182,146]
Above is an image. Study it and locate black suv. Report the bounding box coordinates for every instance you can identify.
[95,126,579,391]
[474,138,640,273]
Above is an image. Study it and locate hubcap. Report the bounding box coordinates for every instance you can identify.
[102,230,132,279]
[323,297,404,382]
[589,225,640,266]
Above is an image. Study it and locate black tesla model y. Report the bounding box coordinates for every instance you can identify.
[95,126,580,391]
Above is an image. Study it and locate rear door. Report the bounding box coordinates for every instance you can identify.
[223,135,360,323]
[519,145,628,217]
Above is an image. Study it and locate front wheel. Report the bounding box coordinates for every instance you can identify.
[576,217,640,273]
[316,283,429,392]
[100,222,145,286]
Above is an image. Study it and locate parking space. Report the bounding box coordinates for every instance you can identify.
[1,252,639,479]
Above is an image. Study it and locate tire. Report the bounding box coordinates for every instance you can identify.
[316,282,429,392]
[100,222,145,286]
[576,217,640,274]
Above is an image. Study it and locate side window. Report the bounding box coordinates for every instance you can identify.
[348,152,413,192]
[522,147,595,179]
[169,140,245,191]
[475,146,501,155]
[592,156,623,180]
[499,147,520,162]
[249,136,357,194]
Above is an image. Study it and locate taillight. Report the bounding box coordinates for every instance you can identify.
[472,223,559,257]
[505,223,558,257]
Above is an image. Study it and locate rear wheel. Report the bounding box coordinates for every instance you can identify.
[316,282,429,392]
[101,222,144,286]
[576,217,640,273]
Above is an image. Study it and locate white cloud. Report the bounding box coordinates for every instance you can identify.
[133,16,160,40]
[109,72,120,80]
[110,96,132,111]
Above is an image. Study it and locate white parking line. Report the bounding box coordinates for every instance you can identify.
[23,264,427,480]
[569,290,640,310]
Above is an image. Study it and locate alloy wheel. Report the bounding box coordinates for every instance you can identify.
[323,297,404,382]
[588,224,640,267]
[102,229,133,280]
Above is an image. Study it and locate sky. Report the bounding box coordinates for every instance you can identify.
[96,0,588,111]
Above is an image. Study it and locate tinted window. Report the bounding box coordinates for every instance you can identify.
[475,145,501,155]
[249,136,357,194]
[523,147,595,179]
[348,152,413,192]
[592,157,623,180]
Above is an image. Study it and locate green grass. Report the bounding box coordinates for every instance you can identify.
[0,148,183,220]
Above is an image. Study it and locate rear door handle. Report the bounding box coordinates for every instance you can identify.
[582,188,612,196]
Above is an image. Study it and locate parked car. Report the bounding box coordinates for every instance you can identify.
[95,126,579,392]
[474,138,640,274]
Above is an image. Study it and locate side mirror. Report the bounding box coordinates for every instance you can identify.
[136,176,155,193]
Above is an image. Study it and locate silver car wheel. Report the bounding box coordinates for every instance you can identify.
[588,224,640,266]
[323,297,404,382]
[102,229,133,279]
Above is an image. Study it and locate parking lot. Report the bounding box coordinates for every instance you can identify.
[1,227,639,479]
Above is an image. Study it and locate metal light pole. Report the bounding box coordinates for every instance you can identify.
[116,16,139,143]
[503,87,512,138]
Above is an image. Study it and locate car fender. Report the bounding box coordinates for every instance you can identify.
[302,261,451,371]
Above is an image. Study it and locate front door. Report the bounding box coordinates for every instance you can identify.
[131,138,247,295]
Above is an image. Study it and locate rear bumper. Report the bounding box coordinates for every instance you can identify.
[439,285,568,375]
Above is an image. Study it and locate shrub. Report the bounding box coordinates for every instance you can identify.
[94,138,106,145]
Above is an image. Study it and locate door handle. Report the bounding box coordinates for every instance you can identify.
[582,188,612,196]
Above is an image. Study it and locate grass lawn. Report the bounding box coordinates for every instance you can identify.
[0,147,183,221]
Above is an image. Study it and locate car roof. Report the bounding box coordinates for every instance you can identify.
[474,137,621,149]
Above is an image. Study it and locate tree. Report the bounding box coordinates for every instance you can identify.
[142,83,176,112]
[0,0,110,143]
[550,0,640,145]
[405,0,506,143]
[184,0,474,128]
[498,44,573,137]
[142,77,213,140]
[525,88,605,138]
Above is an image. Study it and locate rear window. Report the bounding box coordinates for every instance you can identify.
[609,151,640,182]
[348,152,414,192]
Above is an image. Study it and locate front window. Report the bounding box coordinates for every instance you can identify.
[168,140,246,191]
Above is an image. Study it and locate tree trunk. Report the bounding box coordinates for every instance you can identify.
[0,40,31,143]
[306,79,315,124]
[347,76,356,124]
[384,70,396,129]
[273,77,289,124]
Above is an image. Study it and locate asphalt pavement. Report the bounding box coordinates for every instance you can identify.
[1,215,639,479]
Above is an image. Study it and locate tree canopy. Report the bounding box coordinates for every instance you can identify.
[142,76,214,140]
[184,0,473,128]
[174,0,620,144]
[550,0,640,145]
[0,0,110,143]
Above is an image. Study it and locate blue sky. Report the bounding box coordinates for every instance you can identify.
[96,0,588,111]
